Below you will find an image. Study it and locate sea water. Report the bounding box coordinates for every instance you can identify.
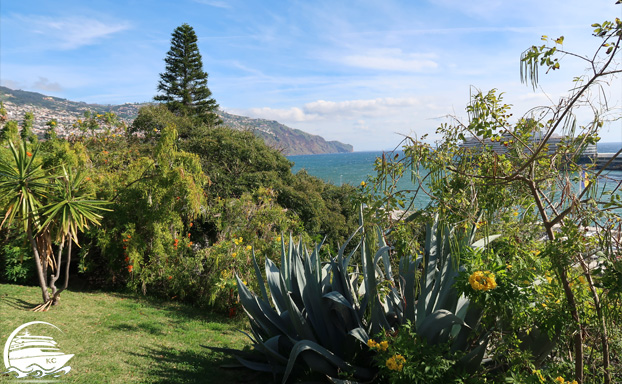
[288,142,622,210]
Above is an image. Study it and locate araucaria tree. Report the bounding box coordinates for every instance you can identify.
[155,23,221,127]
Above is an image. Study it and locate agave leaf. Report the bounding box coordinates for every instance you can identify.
[265,258,287,315]
[457,335,489,373]
[303,264,341,352]
[236,355,286,373]
[471,234,502,249]
[251,250,270,304]
[321,263,332,295]
[328,377,364,384]
[236,276,290,339]
[373,245,391,279]
[324,291,354,310]
[282,291,317,342]
[417,309,469,345]
[434,248,459,313]
[417,222,439,325]
[399,255,417,322]
[375,226,393,280]
[282,340,374,383]
[347,327,369,344]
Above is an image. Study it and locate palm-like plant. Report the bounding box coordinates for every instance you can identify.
[0,141,51,303]
[0,141,110,309]
[40,166,110,308]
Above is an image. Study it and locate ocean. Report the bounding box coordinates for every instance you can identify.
[288,142,622,186]
[288,142,622,210]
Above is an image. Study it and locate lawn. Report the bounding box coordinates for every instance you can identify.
[0,284,268,383]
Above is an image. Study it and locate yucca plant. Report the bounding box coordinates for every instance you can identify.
[213,213,498,383]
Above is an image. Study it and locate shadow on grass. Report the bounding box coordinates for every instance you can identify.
[0,295,38,310]
[103,291,250,331]
[132,345,273,384]
[109,321,165,335]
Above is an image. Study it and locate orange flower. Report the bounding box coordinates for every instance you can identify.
[128,265,133,273]
[168,276,173,280]
[26,151,33,157]
[189,223,193,227]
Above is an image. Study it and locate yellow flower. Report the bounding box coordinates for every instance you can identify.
[276,235,282,242]
[360,181,366,187]
[366,339,377,348]
[232,252,237,258]
[386,354,405,371]
[554,377,565,383]
[246,245,252,251]
[546,275,553,283]
[469,271,497,291]
[532,369,545,383]
[513,211,519,216]
[379,340,389,351]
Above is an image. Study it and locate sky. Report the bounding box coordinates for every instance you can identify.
[1,0,621,151]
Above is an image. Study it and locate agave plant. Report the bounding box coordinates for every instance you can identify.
[231,228,377,383]
[395,218,498,370]
[213,213,499,383]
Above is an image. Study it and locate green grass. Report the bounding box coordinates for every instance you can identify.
[0,284,269,383]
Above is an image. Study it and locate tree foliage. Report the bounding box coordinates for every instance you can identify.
[154,23,221,127]
[364,13,622,384]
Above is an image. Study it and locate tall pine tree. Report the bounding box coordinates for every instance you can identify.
[155,24,221,127]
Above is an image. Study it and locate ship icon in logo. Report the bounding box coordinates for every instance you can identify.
[3,321,73,378]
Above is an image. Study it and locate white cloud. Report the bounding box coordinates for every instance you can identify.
[341,49,438,72]
[21,15,130,50]
[33,77,63,92]
[193,0,232,9]
[239,96,422,123]
[1,79,24,90]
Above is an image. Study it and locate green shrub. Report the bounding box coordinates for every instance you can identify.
[0,239,35,285]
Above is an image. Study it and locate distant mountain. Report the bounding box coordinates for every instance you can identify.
[0,86,353,155]
[218,111,353,155]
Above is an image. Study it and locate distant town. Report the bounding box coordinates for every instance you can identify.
[1,99,139,138]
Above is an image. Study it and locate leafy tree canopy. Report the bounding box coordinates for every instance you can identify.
[154,23,221,127]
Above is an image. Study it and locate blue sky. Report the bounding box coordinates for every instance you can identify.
[1,0,620,151]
